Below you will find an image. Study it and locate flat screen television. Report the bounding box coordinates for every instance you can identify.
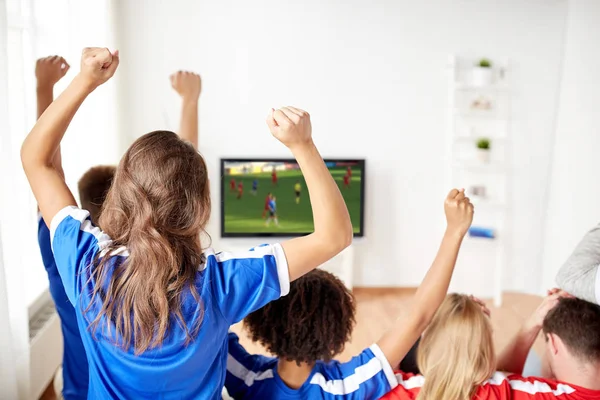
[221,159,365,237]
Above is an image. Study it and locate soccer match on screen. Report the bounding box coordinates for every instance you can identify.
[222,160,364,236]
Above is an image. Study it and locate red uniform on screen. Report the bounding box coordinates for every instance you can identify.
[262,194,272,218]
[343,174,350,188]
[237,182,243,199]
[347,166,352,177]
[272,170,278,186]
[230,178,236,192]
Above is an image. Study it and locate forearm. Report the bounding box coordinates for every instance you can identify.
[377,231,463,367]
[497,320,540,374]
[556,224,600,304]
[411,230,463,322]
[36,86,64,180]
[281,142,352,281]
[293,142,351,240]
[179,99,198,149]
[22,76,91,171]
[36,85,54,119]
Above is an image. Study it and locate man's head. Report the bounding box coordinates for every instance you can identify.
[244,269,356,364]
[542,297,600,380]
[78,165,116,224]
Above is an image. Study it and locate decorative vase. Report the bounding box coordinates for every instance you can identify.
[477,149,491,163]
[472,67,493,86]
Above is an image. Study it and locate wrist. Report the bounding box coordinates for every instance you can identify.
[523,316,543,333]
[72,74,98,94]
[182,97,199,107]
[444,227,467,241]
[288,139,317,155]
[36,83,54,94]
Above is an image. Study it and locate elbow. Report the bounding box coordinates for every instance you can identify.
[336,220,353,252]
[20,142,32,172]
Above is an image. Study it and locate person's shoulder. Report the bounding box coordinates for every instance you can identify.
[499,373,593,398]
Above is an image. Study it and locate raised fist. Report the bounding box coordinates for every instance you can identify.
[444,188,474,237]
[79,47,119,88]
[35,56,69,89]
[266,107,312,149]
[170,71,201,101]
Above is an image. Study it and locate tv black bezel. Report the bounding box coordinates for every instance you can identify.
[220,158,366,238]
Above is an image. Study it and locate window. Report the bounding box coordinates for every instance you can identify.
[1,0,117,307]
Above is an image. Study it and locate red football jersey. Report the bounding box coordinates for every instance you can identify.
[381,371,600,400]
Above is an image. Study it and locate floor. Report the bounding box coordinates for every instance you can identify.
[230,288,546,362]
[40,289,544,399]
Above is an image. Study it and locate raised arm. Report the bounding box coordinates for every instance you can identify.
[170,71,201,149]
[376,189,473,368]
[267,107,353,282]
[35,56,70,180]
[22,48,119,225]
[497,289,567,374]
[556,223,600,304]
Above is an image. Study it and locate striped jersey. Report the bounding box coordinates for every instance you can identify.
[49,205,289,400]
[381,371,600,400]
[225,332,397,399]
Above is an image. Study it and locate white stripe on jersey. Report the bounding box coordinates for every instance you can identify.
[395,373,425,390]
[369,344,398,390]
[226,354,274,386]
[309,346,392,395]
[205,243,290,296]
[50,206,112,253]
[508,379,576,395]
[396,371,577,396]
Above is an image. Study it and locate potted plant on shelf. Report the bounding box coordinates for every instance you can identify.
[472,58,493,86]
[476,137,491,163]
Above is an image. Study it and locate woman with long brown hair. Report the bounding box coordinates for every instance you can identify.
[21,48,353,399]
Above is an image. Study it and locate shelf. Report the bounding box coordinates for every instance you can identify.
[453,82,509,92]
[454,111,508,121]
[452,161,507,173]
[471,199,507,209]
[452,135,507,142]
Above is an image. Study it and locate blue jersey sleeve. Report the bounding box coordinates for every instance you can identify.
[50,206,110,305]
[225,332,277,399]
[206,244,289,324]
[38,213,55,273]
[311,344,398,399]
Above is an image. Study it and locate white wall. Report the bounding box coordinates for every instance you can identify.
[542,0,600,291]
[114,0,568,295]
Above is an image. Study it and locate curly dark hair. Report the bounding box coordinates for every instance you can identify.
[244,269,356,365]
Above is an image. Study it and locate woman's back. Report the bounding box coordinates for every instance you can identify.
[52,206,290,399]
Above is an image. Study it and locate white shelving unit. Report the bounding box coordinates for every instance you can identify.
[446,55,511,307]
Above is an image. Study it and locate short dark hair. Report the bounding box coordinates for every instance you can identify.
[77,165,116,224]
[543,297,600,364]
[244,269,356,364]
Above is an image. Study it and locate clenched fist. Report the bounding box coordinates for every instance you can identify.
[36,56,70,89]
[79,47,119,89]
[170,71,201,101]
[266,107,312,149]
[444,188,474,237]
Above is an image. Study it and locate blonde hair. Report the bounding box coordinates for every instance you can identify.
[416,294,495,400]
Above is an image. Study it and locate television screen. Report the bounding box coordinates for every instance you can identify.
[221,159,365,237]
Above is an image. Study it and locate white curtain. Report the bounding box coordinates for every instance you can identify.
[1,1,117,398]
[0,2,20,394]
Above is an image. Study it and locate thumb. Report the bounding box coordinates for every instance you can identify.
[95,48,113,68]
[265,109,278,132]
[105,50,120,75]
